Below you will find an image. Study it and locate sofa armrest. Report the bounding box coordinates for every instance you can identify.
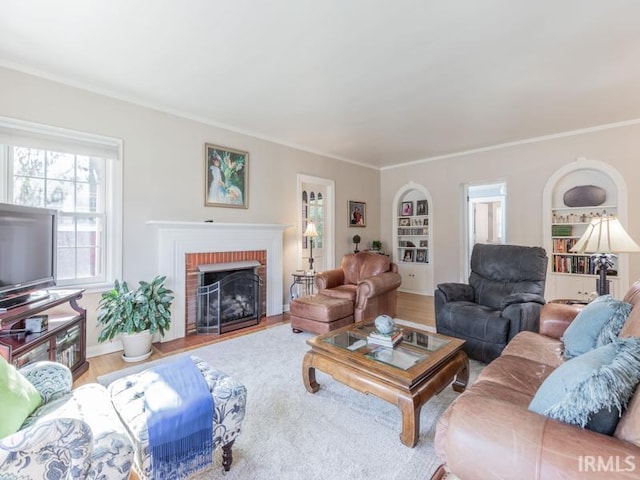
[20,361,73,403]
[315,269,346,291]
[444,392,640,480]
[355,272,402,308]
[436,283,474,302]
[539,303,584,339]
[0,418,93,478]
[501,292,546,309]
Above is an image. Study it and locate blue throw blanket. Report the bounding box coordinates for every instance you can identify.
[144,356,214,479]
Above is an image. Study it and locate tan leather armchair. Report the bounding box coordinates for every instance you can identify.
[315,252,402,323]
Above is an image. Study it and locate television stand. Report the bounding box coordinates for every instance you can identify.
[0,289,88,381]
[0,290,50,311]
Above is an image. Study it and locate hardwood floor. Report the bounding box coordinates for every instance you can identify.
[74,292,435,386]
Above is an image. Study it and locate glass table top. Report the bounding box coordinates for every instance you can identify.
[321,322,450,370]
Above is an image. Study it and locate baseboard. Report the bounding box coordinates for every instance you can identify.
[87,341,122,358]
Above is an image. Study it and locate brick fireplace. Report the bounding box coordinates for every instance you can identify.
[185,250,267,334]
[148,221,288,342]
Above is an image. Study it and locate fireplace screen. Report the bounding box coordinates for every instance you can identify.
[196,269,262,334]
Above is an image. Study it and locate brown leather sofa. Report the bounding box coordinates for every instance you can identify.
[289,252,402,334]
[433,282,640,480]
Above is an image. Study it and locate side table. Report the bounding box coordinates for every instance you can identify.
[290,271,316,299]
[549,298,589,306]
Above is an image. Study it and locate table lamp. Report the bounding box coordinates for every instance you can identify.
[570,215,640,295]
[304,221,319,272]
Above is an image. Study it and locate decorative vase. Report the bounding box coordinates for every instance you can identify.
[121,330,153,362]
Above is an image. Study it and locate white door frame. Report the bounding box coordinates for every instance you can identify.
[296,174,335,271]
[462,181,507,280]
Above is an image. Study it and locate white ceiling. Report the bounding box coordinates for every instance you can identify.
[2,1,640,169]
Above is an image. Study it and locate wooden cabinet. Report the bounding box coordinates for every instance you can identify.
[398,263,431,294]
[548,274,617,303]
[0,289,89,380]
[543,159,628,300]
[393,183,434,295]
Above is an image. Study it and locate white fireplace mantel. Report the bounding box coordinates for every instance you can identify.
[147,221,291,341]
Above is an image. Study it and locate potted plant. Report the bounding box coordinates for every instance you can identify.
[97,275,174,362]
[371,240,383,253]
[352,234,361,253]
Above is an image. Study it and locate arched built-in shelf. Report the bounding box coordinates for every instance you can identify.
[392,182,434,295]
[542,158,629,300]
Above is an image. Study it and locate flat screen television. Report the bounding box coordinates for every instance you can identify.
[0,203,57,310]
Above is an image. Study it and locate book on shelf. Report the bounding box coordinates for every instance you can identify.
[367,328,403,347]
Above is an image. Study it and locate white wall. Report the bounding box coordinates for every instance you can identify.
[380,124,640,293]
[0,67,381,351]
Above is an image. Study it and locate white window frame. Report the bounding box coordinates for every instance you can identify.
[0,116,122,291]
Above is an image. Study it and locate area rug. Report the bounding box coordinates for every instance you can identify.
[98,324,483,480]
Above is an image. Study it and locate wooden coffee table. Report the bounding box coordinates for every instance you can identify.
[302,321,468,447]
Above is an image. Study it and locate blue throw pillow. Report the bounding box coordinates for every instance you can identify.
[529,337,640,435]
[562,295,632,359]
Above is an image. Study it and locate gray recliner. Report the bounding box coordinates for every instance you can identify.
[435,243,548,363]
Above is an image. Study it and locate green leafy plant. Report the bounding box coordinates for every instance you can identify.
[97,275,174,342]
[372,240,382,251]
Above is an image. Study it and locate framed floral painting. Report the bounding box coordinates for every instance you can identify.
[205,143,248,208]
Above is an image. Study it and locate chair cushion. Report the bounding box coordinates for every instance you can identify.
[528,337,640,435]
[501,331,564,368]
[320,284,357,302]
[290,295,353,323]
[0,356,41,438]
[562,295,632,359]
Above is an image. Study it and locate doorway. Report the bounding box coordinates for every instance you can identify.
[297,174,335,272]
[463,182,507,279]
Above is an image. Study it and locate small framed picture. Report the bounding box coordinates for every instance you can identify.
[399,217,410,227]
[416,200,428,215]
[348,200,366,227]
[402,249,414,262]
[419,240,428,247]
[416,249,428,263]
[401,201,413,216]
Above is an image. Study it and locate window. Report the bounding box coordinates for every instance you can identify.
[0,118,122,288]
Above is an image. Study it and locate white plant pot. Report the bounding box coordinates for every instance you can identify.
[121,330,152,362]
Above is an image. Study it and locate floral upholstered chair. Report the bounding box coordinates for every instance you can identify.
[0,361,134,479]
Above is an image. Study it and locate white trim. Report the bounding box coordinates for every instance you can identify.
[381,118,640,171]
[542,158,629,297]
[0,62,377,170]
[0,116,123,285]
[462,181,508,280]
[391,181,434,294]
[147,221,291,341]
[297,174,335,271]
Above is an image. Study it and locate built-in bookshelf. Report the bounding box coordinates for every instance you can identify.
[551,206,616,276]
[392,183,433,295]
[543,159,628,301]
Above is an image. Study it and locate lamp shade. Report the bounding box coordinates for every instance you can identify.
[570,216,640,254]
[304,222,318,238]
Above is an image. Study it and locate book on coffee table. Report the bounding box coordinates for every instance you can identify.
[367,328,403,347]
